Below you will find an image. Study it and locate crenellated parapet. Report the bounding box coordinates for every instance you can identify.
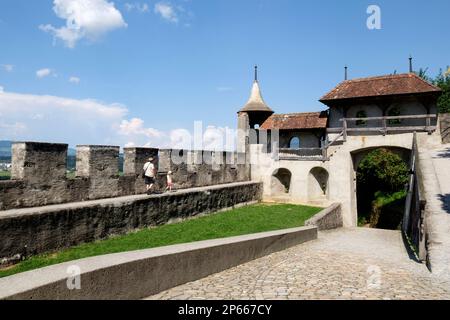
[0,141,250,210]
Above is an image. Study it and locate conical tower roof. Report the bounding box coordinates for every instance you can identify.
[238,66,274,113]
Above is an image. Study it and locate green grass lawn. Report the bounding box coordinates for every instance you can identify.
[0,203,321,278]
[0,170,10,180]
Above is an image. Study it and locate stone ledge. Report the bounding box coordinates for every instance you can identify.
[305,203,343,230]
[0,226,317,300]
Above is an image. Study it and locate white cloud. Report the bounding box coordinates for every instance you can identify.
[0,89,234,150]
[36,68,53,79]
[125,2,149,13]
[40,0,127,48]
[154,2,178,23]
[0,90,128,144]
[0,121,27,136]
[1,64,14,72]
[203,126,235,151]
[69,76,81,84]
[0,86,3,93]
[119,118,163,138]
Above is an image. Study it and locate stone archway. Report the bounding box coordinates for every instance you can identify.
[308,167,329,201]
[351,146,411,229]
[271,168,292,196]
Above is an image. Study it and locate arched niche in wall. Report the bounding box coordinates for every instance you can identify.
[308,167,329,200]
[271,168,292,196]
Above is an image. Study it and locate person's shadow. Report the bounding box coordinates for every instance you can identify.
[434,147,450,159]
[438,194,450,214]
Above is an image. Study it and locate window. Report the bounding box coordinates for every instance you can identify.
[289,137,300,149]
[356,110,367,126]
[388,107,402,125]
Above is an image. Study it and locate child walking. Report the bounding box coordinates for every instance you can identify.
[165,171,174,192]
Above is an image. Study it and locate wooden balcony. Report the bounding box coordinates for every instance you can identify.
[327,114,437,137]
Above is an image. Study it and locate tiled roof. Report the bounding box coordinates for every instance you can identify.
[320,73,441,103]
[260,111,328,130]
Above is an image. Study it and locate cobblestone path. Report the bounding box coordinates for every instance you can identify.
[146,228,450,300]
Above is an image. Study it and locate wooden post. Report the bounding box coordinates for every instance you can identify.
[322,147,327,161]
[343,119,347,142]
[426,115,431,135]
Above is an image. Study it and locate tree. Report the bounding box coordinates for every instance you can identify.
[416,67,450,113]
[357,148,409,194]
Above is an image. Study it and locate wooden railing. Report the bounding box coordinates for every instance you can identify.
[403,133,427,261]
[278,147,326,161]
[327,114,437,137]
[277,114,436,162]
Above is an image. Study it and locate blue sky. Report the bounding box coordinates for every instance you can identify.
[0,0,449,149]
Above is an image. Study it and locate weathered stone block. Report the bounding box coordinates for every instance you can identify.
[123,147,159,176]
[76,145,120,199]
[11,142,68,183]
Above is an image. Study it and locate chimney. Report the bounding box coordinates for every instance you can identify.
[409,55,413,73]
[344,65,348,80]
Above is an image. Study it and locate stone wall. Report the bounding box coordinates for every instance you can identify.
[0,142,250,210]
[305,203,343,230]
[440,113,450,143]
[0,182,262,260]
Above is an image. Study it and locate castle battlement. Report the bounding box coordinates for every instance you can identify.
[0,141,250,211]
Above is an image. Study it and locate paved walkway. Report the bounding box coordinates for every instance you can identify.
[146,228,450,300]
[417,133,450,275]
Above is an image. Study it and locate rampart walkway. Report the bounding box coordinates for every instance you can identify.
[147,228,450,300]
[417,134,450,275]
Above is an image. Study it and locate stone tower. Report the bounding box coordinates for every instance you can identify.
[237,66,274,152]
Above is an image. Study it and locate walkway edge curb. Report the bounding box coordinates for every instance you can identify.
[0,226,317,300]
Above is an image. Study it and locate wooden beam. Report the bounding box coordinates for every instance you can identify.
[340,114,436,121]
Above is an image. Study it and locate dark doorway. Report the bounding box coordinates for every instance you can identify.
[354,147,410,230]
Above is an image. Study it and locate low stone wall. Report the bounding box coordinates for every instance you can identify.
[440,113,450,143]
[0,182,262,260]
[0,226,317,300]
[0,142,250,210]
[305,203,343,231]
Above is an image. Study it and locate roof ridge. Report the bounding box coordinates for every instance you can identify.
[271,111,324,117]
[345,73,411,83]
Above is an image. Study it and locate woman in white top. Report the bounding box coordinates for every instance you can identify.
[143,157,156,195]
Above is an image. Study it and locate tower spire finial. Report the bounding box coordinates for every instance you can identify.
[254,65,258,82]
[409,55,413,73]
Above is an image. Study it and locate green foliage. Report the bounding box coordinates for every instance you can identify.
[0,203,321,278]
[356,149,409,229]
[357,148,409,193]
[370,191,407,229]
[373,190,407,207]
[416,66,450,113]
